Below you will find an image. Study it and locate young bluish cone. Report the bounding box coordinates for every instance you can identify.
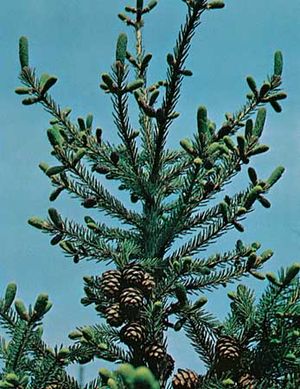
[3,283,17,311]
[116,33,128,64]
[19,36,29,68]
[274,50,283,76]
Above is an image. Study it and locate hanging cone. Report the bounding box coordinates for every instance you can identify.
[140,272,156,296]
[119,287,144,316]
[105,303,124,327]
[99,270,122,300]
[215,336,240,371]
[144,343,166,368]
[122,263,145,287]
[172,369,199,389]
[164,354,175,381]
[238,373,257,389]
[120,322,146,346]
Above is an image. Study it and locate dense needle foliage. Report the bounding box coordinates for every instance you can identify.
[1,1,299,388]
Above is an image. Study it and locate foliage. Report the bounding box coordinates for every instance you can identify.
[1,0,298,388]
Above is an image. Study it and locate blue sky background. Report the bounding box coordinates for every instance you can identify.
[0,0,300,383]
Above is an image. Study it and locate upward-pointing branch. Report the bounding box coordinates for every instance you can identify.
[150,4,205,183]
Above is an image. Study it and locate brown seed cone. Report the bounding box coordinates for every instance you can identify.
[144,343,166,365]
[99,269,122,299]
[119,287,144,315]
[172,369,199,389]
[164,353,175,380]
[238,374,256,389]
[120,322,146,346]
[140,272,156,296]
[215,335,240,361]
[105,303,124,327]
[122,263,145,287]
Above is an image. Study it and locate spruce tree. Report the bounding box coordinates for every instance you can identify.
[0,1,299,388]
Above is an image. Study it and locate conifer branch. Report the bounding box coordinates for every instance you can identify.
[181,309,218,367]
[111,68,152,203]
[134,8,155,163]
[150,4,205,183]
[51,218,124,263]
[55,153,143,228]
[183,262,250,292]
[215,71,283,140]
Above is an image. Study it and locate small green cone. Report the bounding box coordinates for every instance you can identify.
[137,0,144,10]
[233,220,244,232]
[59,240,77,254]
[270,100,282,113]
[15,87,31,95]
[248,144,269,157]
[207,1,225,9]
[259,82,271,98]
[72,148,86,166]
[260,249,273,262]
[5,373,19,385]
[167,53,175,66]
[175,283,188,305]
[248,167,257,185]
[99,367,113,382]
[33,293,49,317]
[253,108,266,137]
[197,106,208,141]
[28,217,49,230]
[258,195,271,208]
[223,136,236,151]
[237,135,246,157]
[141,53,153,70]
[116,364,135,385]
[266,272,280,286]
[48,208,64,229]
[46,166,66,176]
[22,97,39,105]
[49,186,65,202]
[222,378,234,386]
[274,50,283,76]
[283,263,300,285]
[15,299,29,321]
[39,162,49,173]
[266,166,285,187]
[149,89,160,106]
[101,73,114,89]
[180,138,195,155]
[81,326,93,341]
[107,378,118,389]
[244,185,263,209]
[3,283,17,311]
[147,0,158,11]
[19,36,29,68]
[127,79,144,92]
[244,119,253,139]
[219,201,229,222]
[47,126,64,148]
[193,296,208,309]
[246,76,258,96]
[266,92,287,102]
[40,73,58,95]
[116,33,128,64]
[133,367,159,389]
